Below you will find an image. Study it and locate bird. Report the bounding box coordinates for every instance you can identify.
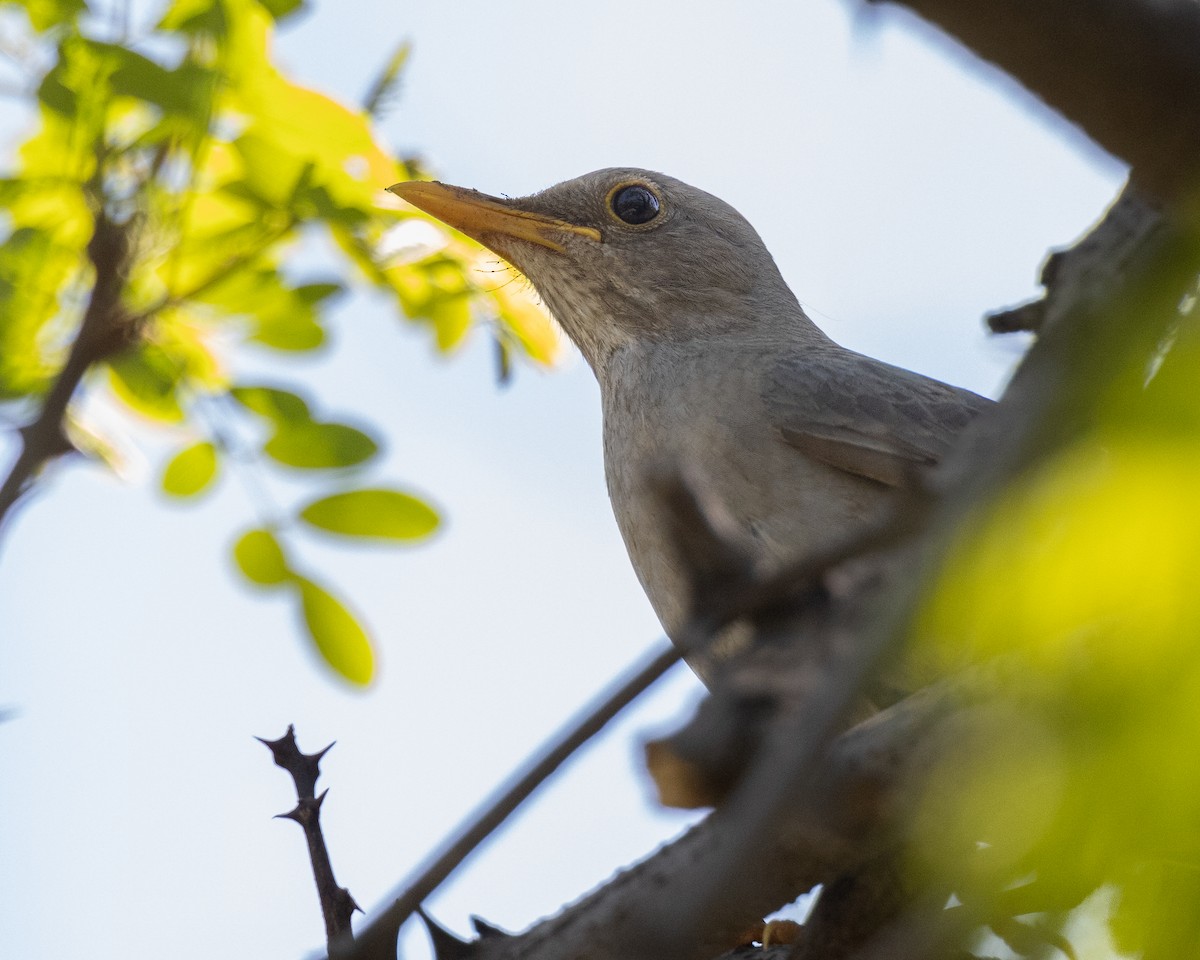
[389,169,992,670]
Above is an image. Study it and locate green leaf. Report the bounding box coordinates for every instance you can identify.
[15,0,87,32]
[299,488,439,542]
[107,47,217,120]
[161,441,219,497]
[247,281,340,352]
[294,576,374,684]
[257,0,306,20]
[158,0,226,34]
[230,384,311,423]
[232,528,291,587]
[107,346,185,422]
[0,225,86,398]
[430,292,472,352]
[264,421,378,470]
[251,312,325,351]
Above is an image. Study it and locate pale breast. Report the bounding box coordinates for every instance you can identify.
[599,339,883,638]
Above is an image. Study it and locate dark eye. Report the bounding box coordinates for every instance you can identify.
[610,184,661,225]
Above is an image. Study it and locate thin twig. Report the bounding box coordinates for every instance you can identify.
[259,726,360,947]
[337,642,684,960]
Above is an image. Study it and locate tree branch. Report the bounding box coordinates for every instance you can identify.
[474,678,975,960]
[259,726,360,947]
[864,0,1200,210]
[0,208,138,532]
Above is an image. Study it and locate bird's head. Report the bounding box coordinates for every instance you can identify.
[389,168,806,369]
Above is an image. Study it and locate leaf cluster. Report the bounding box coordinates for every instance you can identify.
[912,265,1200,956]
[0,0,559,681]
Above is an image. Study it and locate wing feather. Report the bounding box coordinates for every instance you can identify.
[766,350,992,486]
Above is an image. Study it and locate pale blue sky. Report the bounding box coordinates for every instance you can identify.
[0,2,1124,958]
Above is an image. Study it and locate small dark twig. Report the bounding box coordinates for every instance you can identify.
[259,726,360,948]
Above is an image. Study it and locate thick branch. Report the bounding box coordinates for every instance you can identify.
[474,681,968,960]
[987,185,1165,335]
[867,0,1200,210]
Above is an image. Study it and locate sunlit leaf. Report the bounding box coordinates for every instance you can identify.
[298,488,439,542]
[15,0,87,33]
[162,222,282,300]
[107,47,218,121]
[17,105,97,183]
[232,528,291,587]
[37,33,122,122]
[230,384,311,423]
[161,441,219,497]
[251,311,325,351]
[107,346,185,422]
[294,576,374,684]
[264,421,378,469]
[0,226,84,398]
[488,267,562,366]
[912,421,1200,952]
[156,310,227,389]
[252,282,340,352]
[157,0,226,35]
[430,292,471,352]
[199,273,339,353]
[257,0,306,20]
[226,14,401,220]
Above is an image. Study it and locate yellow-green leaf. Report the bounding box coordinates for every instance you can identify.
[299,488,439,542]
[0,225,85,397]
[17,0,87,32]
[430,292,472,352]
[264,421,378,469]
[161,441,218,497]
[107,347,185,422]
[258,0,306,20]
[252,311,324,351]
[230,384,311,423]
[158,0,226,35]
[232,528,291,587]
[294,576,374,684]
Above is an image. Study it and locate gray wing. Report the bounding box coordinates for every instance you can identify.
[765,349,993,486]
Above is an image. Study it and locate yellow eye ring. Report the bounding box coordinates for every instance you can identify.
[606,181,663,227]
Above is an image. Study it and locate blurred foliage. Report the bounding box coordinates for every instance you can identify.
[912,279,1200,957]
[0,0,560,683]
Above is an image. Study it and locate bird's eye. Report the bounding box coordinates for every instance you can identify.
[609,184,661,225]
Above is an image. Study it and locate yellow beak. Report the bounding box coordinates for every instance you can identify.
[388,180,602,253]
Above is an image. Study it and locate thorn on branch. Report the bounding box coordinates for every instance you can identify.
[257,723,334,799]
[259,725,358,947]
[470,916,513,940]
[418,908,478,960]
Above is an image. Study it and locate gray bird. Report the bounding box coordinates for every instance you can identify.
[389,169,991,664]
